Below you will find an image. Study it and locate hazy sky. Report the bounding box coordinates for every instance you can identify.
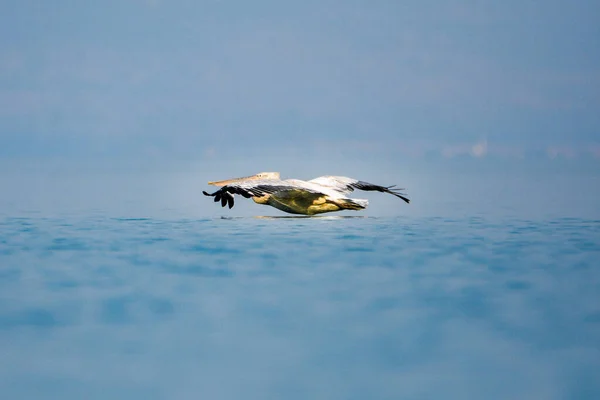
[1,0,599,217]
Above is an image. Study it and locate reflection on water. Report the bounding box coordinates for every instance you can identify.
[253,215,371,219]
[0,216,599,399]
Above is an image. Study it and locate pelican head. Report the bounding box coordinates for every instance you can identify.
[208,172,280,187]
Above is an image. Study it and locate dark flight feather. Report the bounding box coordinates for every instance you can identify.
[349,181,410,204]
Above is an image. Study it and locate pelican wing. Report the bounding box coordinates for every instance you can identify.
[202,179,321,209]
[308,176,410,204]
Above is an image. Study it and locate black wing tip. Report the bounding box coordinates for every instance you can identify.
[204,188,237,209]
[387,188,410,203]
[354,181,410,203]
[392,193,410,204]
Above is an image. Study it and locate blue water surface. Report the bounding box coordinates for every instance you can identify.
[0,215,599,399]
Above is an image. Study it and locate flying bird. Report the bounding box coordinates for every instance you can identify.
[203,172,409,215]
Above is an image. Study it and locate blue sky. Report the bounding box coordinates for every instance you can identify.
[1,0,599,217]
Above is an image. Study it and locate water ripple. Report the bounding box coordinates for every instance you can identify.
[0,215,598,399]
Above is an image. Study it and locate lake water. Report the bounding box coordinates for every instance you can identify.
[1,215,599,399]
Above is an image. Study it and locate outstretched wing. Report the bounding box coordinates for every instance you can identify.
[308,176,410,204]
[202,179,321,209]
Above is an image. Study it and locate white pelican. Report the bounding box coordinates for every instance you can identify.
[203,172,409,215]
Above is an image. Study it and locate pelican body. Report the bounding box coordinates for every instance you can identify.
[203,172,409,215]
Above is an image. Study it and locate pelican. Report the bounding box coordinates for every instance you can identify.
[203,172,409,215]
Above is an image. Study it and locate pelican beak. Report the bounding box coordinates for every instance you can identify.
[208,174,261,187]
